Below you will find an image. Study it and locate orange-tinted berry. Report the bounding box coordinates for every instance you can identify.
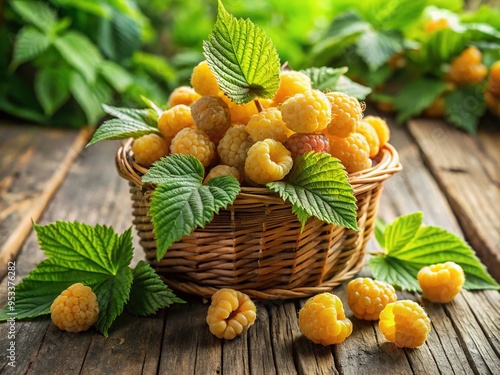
[273,70,312,105]
[363,115,390,148]
[486,60,500,98]
[191,60,221,96]
[447,46,487,85]
[158,105,195,138]
[281,90,332,133]
[167,86,201,107]
[379,300,431,348]
[417,262,465,303]
[206,288,257,340]
[246,107,293,143]
[347,278,397,320]
[298,293,353,346]
[325,92,363,138]
[132,133,170,167]
[356,121,380,157]
[218,94,259,125]
[328,133,372,173]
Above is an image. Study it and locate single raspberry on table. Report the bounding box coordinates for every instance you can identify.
[325,92,363,138]
[244,139,293,185]
[158,104,195,139]
[284,132,330,159]
[363,115,391,148]
[298,293,353,346]
[50,283,99,333]
[204,165,241,184]
[281,90,332,133]
[190,60,221,96]
[191,95,231,144]
[170,128,216,167]
[417,261,465,303]
[356,121,380,158]
[378,300,431,348]
[347,277,397,320]
[206,288,257,340]
[273,70,312,105]
[328,133,372,173]
[217,124,254,169]
[245,107,293,143]
[132,133,170,167]
[167,86,201,108]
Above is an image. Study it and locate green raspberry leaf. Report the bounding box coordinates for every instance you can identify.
[0,222,136,337]
[203,0,280,104]
[369,214,500,292]
[444,85,486,134]
[87,103,161,146]
[10,26,51,70]
[267,152,358,231]
[127,261,185,316]
[356,29,404,72]
[333,76,372,100]
[149,155,240,260]
[142,154,205,185]
[384,212,423,254]
[374,217,386,249]
[35,66,72,116]
[394,79,446,123]
[301,66,348,91]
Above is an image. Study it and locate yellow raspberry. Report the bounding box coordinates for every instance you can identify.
[347,278,397,320]
[217,124,254,169]
[425,18,450,33]
[417,262,465,303]
[158,104,195,138]
[191,95,231,144]
[379,300,431,348]
[50,283,99,333]
[273,70,312,105]
[167,86,201,108]
[132,133,170,167]
[281,90,332,133]
[486,60,500,98]
[356,121,380,158]
[204,165,241,184]
[246,107,294,143]
[219,94,259,125]
[363,115,390,148]
[170,128,216,167]
[206,288,257,340]
[298,293,353,346]
[244,139,293,185]
[328,133,371,173]
[325,92,363,138]
[424,96,445,117]
[191,60,221,96]
[447,46,487,85]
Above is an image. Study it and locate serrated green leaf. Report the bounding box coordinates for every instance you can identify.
[99,60,134,93]
[356,29,404,71]
[370,0,428,30]
[0,222,136,336]
[10,27,51,69]
[70,72,111,125]
[423,28,468,64]
[142,154,205,185]
[326,10,371,40]
[35,67,72,116]
[11,0,57,32]
[369,256,422,291]
[202,0,280,104]
[375,217,386,249]
[54,31,102,82]
[87,119,160,146]
[301,66,348,91]
[103,103,158,127]
[394,79,446,123]
[141,95,165,118]
[384,212,423,254]
[127,261,184,316]
[333,76,372,100]
[149,155,240,259]
[444,85,486,134]
[267,152,358,231]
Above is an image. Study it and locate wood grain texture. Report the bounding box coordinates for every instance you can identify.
[408,119,500,281]
[0,125,91,277]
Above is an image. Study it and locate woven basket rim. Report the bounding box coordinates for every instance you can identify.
[116,138,402,194]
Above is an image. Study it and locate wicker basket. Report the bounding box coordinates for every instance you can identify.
[116,139,401,299]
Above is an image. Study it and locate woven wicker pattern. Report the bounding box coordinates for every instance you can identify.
[116,139,401,299]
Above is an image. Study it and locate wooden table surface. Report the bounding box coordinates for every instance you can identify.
[0,115,499,375]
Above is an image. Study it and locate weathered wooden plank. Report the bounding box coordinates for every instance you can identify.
[0,124,91,277]
[248,302,276,375]
[408,119,500,281]
[0,139,150,373]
